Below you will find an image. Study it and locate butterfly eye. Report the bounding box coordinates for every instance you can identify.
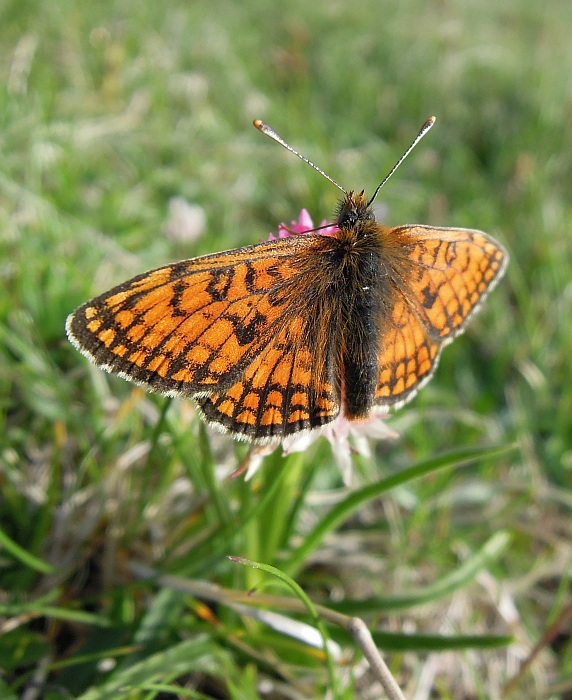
[337,208,358,229]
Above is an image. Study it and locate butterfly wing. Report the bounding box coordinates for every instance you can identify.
[374,225,508,408]
[196,317,338,440]
[374,295,442,407]
[397,226,508,340]
[66,234,340,439]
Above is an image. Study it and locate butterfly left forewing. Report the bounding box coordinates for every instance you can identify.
[66,236,318,398]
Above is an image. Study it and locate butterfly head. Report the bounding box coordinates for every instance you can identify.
[336,190,375,231]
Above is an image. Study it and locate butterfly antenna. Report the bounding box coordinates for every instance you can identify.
[253,119,348,196]
[367,115,436,206]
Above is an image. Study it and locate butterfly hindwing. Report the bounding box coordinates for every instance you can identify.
[374,295,441,408]
[196,318,339,440]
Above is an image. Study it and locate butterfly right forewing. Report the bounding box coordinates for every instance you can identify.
[396,225,508,341]
[374,224,507,408]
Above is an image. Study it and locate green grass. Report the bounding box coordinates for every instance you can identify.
[1,0,571,697]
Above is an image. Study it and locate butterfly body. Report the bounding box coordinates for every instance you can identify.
[313,192,388,421]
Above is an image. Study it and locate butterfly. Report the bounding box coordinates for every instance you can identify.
[66,116,508,443]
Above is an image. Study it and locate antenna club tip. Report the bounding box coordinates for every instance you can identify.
[253,118,264,129]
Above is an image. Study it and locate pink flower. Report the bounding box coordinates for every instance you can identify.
[282,407,398,486]
[241,407,397,486]
[239,211,398,485]
[267,208,338,240]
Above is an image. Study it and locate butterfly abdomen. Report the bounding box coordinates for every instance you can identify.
[333,235,385,420]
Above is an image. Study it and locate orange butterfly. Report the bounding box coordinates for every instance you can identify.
[66,117,508,442]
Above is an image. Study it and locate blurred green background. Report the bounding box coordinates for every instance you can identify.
[1,0,571,698]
